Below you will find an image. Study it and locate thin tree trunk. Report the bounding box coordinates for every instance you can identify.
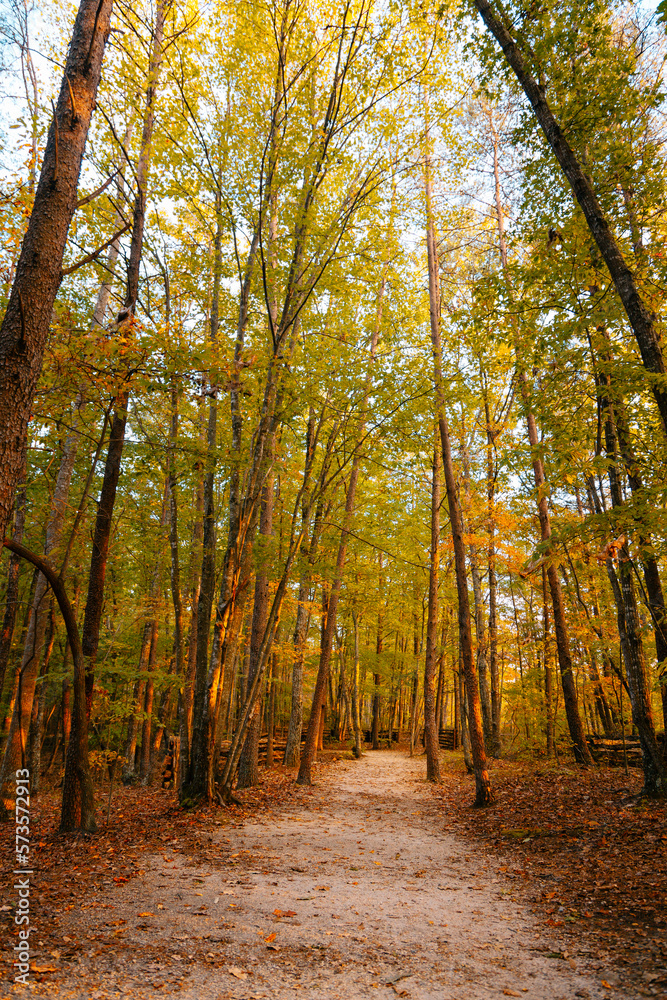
[0,483,26,695]
[351,611,363,759]
[597,376,666,795]
[520,383,593,765]
[424,431,441,782]
[424,145,493,805]
[237,468,274,788]
[485,402,501,757]
[80,0,166,713]
[542,566,555,756]
[2,541,96,830]
[462,435,492,745]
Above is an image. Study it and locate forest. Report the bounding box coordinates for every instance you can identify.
[0,0,666,995]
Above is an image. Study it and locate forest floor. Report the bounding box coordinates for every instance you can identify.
[0,749,665,999]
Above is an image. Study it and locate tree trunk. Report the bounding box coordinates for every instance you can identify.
[597,377,666,795]
[2,541,96,830]
[424,147,493,805]
[80,0,166,711]
[297,276,386,786]
[462,434,492,746]
[351,611,363,759]
[519,374,593,765]
[237,468,274,789]
[0,0,114,542]
[542,566,555,756]
[0,483,26,695]
[0,397,88,813]
[424,432,442,782]
[485,401,501,756]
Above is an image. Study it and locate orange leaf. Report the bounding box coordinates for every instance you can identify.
[265,933,276,943]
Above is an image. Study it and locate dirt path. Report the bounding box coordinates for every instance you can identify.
[23,752,622,999]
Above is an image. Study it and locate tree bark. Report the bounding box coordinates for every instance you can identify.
[0,483,26,695]
[2,541,96,831]
[423,432,441,783]
[0,0,114,542]
[473,0,667,434]
[597,372,666,795]
[237,468,274,788]
[424,146,493,805]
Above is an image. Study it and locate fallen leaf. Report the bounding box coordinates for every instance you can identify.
[137,912,154,917]
[601,982,612,990]
[30,964,57,973]
[228,966,248,980]
[503,992,521,997]
[265,933,276,943]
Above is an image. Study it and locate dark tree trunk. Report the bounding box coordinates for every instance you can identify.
[2,541,96,830]
[0,483,26,695]
[425,150,493,805]
[350,610,363,759]
[542,566,555,756]
[462,436,492,746]
[237,469,274,789]
[597,376,666,795]
[423,433,441,783]
[0,0,114,541]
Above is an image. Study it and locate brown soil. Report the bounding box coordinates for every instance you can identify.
[3,750,641,999]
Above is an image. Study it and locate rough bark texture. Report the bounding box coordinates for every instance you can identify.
[0,404,85,813]
[598,378,666,795]
[0,0,113,542]
[0,484,26,695]
[237,469,274,789]
[423,435,441,783]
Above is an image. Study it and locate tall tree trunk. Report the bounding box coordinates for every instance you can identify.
[80,0,166,712]
[0,0,114,541]
[591,328,667,757]
[350,610,363,759]
[237,468,274,788]
[372,553,384,751]
[283,426,324,767]
[424,146,493,805]
[542,566,555,756]
[597,375,666,796]
[0,396,88,813]
[423,432,441,783]
[485,401,501,757]
[461,434,492,745]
